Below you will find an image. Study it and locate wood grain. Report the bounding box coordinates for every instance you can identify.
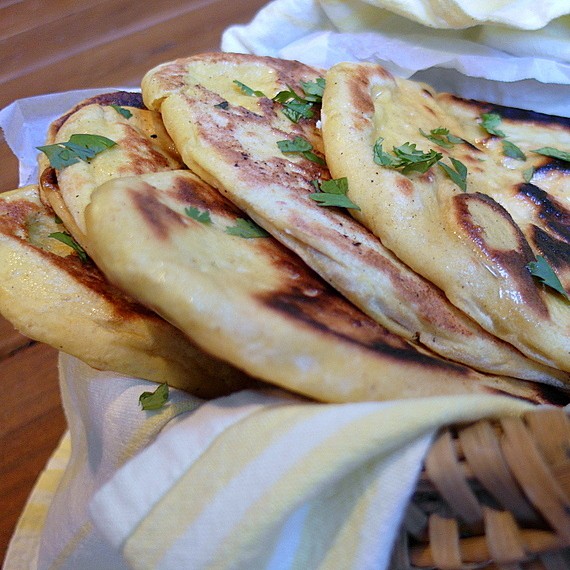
[0,0,266,562]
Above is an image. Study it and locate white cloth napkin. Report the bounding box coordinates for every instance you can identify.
[222,0,570,117]
[26,355,531,570]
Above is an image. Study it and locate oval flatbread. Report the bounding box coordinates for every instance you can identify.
[0,184,255,398]
[83,169,566,404]
[321,61,570,372]
[39,91,184,250]
[141,52,568,386]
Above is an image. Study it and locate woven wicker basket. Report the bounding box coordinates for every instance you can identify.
[391,407,570,569]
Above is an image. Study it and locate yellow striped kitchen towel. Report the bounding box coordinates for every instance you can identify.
[88,384,531,569]
[7,354,536,570]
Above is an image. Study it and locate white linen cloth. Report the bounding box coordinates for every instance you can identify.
[4,355,533,569]
[222,0,570,117]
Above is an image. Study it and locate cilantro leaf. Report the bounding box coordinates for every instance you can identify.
[439,158,468,192]
[276,136,326,165]
[273,88,315,122]
[419,127,463,149]
[49,231,89,263]
[523,167,535,182]
[531,147,570,163]
[373,139,442,174]
[300,78,325,102]
[527,255,569,299]
[309,178,359,209]
[110,104,132,119]
[139,383,169,410]
[185,206,212,224]
[37,134,116,169]
[233,80,266,97]
[225,218,269,238]
[502,140,526,160]
[480,113,506,137]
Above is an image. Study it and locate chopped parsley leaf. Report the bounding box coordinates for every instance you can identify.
[531,147,570,163]
[225,218,269,238]
[300,78,325,102]
[523,167,535,182]
[373,138,442,174]
[480,113,506,137]
[185,206,212,224]
[419,127,463,149]
[49,231,89,263]
[37,134,116,169]
[110,104,132,119]
[277,136,326,166]
[527,255,569,299]
[233,80,265,97]
[309,177,359,209]
[139,383,169,410]
[502,140,526,160]
[439,158,468,192]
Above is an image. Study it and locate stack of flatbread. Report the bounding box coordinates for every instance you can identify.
[1,52,569,405]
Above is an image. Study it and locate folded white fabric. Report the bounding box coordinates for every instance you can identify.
[222,0,570,117]
[28,354,532,570]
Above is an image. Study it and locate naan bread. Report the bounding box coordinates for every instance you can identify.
[322,61,570,372]
[39,91,184,250]
[0,184,255,398]
[84,169,564,403]
[141,52,568,387]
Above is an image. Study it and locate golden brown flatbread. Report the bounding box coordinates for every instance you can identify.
[321,61,570,372]
[39,91,184,250]
[83,168,566,404]
[0,184,256,398]
[140,52,569,387]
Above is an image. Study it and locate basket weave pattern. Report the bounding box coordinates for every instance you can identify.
[392,407,570,569]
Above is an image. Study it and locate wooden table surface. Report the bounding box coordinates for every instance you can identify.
[0,0,267,562]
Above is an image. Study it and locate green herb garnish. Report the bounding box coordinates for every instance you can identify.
[277,136,326,165]
[439,158,468,192]
[49,231,89,263]
[225,218,269,238]
[139,383,169,410]
[299,78,326,102]
[502,140,526,160]
[373,138,442,174]
[527,255,569,299]
[522,167,535,183]
[309,177,359,209]
[233,80,265,97]
[214,101,229,110]
[37,134,116,169]
[273,87,315,122]
[480,113,506,137]
[185,207,212,224]
[419,127,463,149]
[531,147,570,163]
[233,78,325,123]
[110,104,132,119]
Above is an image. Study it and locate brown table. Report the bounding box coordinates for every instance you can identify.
[0,0,267,562]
